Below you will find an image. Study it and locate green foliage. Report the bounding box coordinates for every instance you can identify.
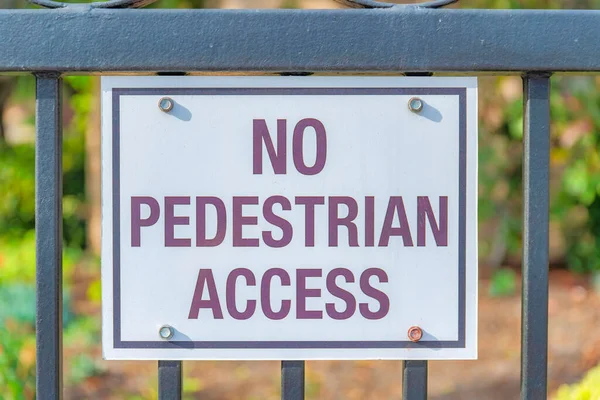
[553,77,600,273]
[0,143,35,239]
[0,232,82,285]
[0,283,75,329]
[0,75,88,292]
[0,75,94,397]
[477,75,600,273]
[0,125,86,250]
[489,268,517,297]
[555,363,600,400]
[0,284,36,326]
[280,0,301,7]
[68,354,104,385]
[0,321,36,400]
[183,376,204,394]
[477,78,524,262]
[63,316,100,348]
[87,279,102,304]
[63,77,89,250]
[0,285,93,396]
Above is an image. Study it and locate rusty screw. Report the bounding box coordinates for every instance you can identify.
[158,97,174,113]
[407,326,423,342]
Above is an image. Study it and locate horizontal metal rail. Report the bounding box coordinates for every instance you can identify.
[1,8,600,73]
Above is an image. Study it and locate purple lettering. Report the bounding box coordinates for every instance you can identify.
[262,196,293,248]
[295,196,325,247]
[296,269,323,319]
[131,196,160,247]
[325,268,356,320]
[188,269,223,319]
[359,268,389,320]
[196,196,227,247]
[233,196,259,247]
[253,119,286,175]
[378,196,414,247]
[292,118,327,175]
[226,268,256,320]
[261,268,291,320]
[365,196,375,247]
[418,196,448,247]
[165,196,191,247]
[328,196,359,247]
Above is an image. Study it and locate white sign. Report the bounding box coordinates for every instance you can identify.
[101,76,478,360]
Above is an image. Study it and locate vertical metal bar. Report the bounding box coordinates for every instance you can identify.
[403,360,427,400]
[158,361,182,400]
[35,73,63,400]
[282,360,305,400]
[521,73,551,400]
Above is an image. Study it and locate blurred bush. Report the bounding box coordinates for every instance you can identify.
[476,75,600,274]
[0,284,73,326]
[0,320,36,399]
[553,77,600,273]
[0,75,96,397]
[0,75,89,282]
[0,76,87,250]
[489,268,517,297]
[555,363,600,400]
[0,142,34,238]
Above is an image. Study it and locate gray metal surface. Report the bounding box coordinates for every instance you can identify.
[282,361,305,400]
[403,360,427,400]
[336,0,458,8]
[29,0,159,8]
[2,9,600,73]
[35,73,64,400]
[520,74,550,400]
[158,361,182,400]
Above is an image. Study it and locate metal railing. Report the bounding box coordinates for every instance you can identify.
[1,0,587,398]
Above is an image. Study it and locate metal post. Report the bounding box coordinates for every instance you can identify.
[282,360,305,400]
[35,73,63,400]
[158,361,182,400]
[521,73,550,400]
[403,360,427,400]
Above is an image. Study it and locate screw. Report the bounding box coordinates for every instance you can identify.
[158,97,174,113]
[408,97,424,113]
[407,326,423,342]
[159,325,174,340]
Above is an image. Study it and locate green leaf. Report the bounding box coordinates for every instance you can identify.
[489,268,517,297]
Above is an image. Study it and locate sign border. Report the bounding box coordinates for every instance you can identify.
[111,86,467,350]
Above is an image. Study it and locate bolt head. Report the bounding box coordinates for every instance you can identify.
[159,325,174,340]
[407,326,423,342]
[408,97,424,113]
[158,97,174,113]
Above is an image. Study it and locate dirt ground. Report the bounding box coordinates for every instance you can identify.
[65,270,600,399]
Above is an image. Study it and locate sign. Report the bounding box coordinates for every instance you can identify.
[101,76,478,360]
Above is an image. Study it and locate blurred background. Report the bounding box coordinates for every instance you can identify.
[3,0,600,398]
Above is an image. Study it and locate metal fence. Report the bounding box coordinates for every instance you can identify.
[3,0,595,398]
